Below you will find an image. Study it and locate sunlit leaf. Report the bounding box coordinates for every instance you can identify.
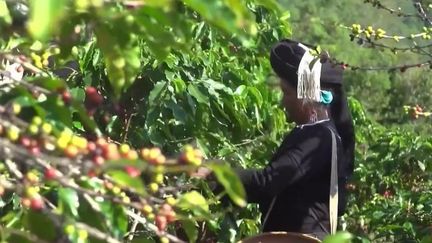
[208,163,246,207]
[24,211,56,241]
[106,170,146,195]
[181,219,198,243]
[58,188,79,217]
[28,0,67,41]
[323,232,353,243]
[177,190,209,217]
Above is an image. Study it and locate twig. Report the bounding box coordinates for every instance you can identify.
[0,136,79,169]
[0,70,51,94]
[0,53,46,75]
[126,210,141,242]
[75,222,122,243]
[4,158,23,179]
[333,58,430,72]
[341,25,429,41]
[353,36,432,53]
[365,0,421,18]
[122,112,137,143]
[413,1,432,26]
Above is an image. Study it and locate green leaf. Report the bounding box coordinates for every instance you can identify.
[78,195,106,235]
[167,99,188,124]
[417,161,426,171]
[181,219,198,243]
[172,78,187,93]
[28,0,68,41]
[6,233,31,243]
[421,236,432,243]
[187,84,209,104]
[177,191,209,217]
[70,87,85,103]
[99,201,128,238]
[0,0,12,25]
[32,78,66,91]
[24,211,56,241]
[149,81,167,105]
[208,163,246,207]
[94,24,141,96]
[372,211,384,219]
[248,87,263,107]
[255,0,282,13]
[323,232,353,243]
[106,170,146,195]
[41,96,74,127]
[70,101,97,131]
[58,188,79,217]
[144,0,173,8]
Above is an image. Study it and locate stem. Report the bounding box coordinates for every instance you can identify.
[0,53,46,75]
[75,222,122,243]
[126,210,140,242]
[121,113,137,143]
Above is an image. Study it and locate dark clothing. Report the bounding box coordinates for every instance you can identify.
[236,120,348,236]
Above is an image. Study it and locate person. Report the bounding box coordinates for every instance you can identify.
[195,39,355,241]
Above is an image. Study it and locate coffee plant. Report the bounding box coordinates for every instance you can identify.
[0,0,431,243]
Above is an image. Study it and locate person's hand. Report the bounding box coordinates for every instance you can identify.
[190,166,212,179]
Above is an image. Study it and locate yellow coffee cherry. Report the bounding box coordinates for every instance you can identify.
[147,213,155,220]
[155,165,165,174]
[143,204,153,214]
[112,186,121,195]
[149,183,159,193]
[71,136,87,150]
[154,173,164,184]
[28,124,39,135]
[160,236,169,243]
[140,148,150,160]
[12,103,21,114]
[56,136,69,149]
[119,144,130,154]
[166,197,177,206]
[32,116,43,125]
[122,196,131,204]
[64,224,75,234]
[25,186,39,198]
[41,123,53,134]
[7,126,20,141]
[26,172,39,184]
[78,229,88,240]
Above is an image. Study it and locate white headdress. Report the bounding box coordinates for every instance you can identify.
[297,43,322,102]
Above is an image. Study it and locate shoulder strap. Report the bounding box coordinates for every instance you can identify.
[329,128,338,234]
[261,196,277,231]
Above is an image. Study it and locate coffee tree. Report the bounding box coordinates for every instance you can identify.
[0,0,294,242]
[1,0,431,243]
[342,98,432,242]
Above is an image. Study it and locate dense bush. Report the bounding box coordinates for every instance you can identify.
[0,1,431,243]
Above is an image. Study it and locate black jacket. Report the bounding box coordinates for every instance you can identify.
[236,120,348,235]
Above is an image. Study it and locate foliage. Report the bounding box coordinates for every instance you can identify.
[0,0,431,243]
[282,0,432,129]
[344,97,432,242]
[0,0,291,242]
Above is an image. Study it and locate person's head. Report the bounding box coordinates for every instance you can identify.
[270,40,334,125]
[279,79,329,124]
[270,39,355,176]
